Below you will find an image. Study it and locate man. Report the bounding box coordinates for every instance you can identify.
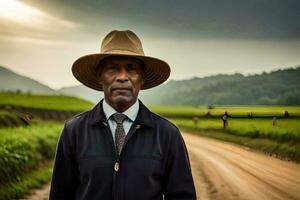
[50,30,196,200]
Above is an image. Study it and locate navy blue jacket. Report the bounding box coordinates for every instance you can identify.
[49,100,196,200]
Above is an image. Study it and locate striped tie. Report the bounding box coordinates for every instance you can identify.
[112,113,126,155]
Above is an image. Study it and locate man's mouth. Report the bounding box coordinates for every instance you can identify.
[112,87,132,91]
[111,88,132,95]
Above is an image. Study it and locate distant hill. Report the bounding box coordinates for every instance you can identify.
[58,73,244,104]
[58,85,103,103]
[0,66,56,94]
[1,65,299,105]
[194,68,300,105]
[140,67,300,105]
[139,73,245,105]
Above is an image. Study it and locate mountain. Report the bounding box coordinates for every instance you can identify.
[139,67,300,105]
[0,66,56,94]
[194,67,300,105]
[58,85,103,103]
[58,73,245,104]
[139,73,245,105]
[1,65,299,105]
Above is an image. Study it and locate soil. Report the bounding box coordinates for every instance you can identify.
[184,133,300,200]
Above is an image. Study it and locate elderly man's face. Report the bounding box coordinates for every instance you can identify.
[99,56,145,112]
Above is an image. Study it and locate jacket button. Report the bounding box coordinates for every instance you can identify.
[135,124,141,129]
[114,162,119,172]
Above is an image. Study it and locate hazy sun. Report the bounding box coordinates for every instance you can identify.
[0,0,77,29]
[0,0,46,26]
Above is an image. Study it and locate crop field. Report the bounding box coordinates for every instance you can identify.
[171,118,300,143]
[0,111,28,128]
[0,92,93,112]
[0,92,299,198]
[1,92,299,118]
[150,105,300,118]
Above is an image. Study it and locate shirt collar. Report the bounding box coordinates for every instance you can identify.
[88,99,153,128]
[102,98,139,122]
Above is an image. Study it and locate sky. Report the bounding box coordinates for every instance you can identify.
[0,0,300,89]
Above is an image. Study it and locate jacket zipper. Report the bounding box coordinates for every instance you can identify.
[103,122,119,200]
[107,122,141,200]
[113,155,120,200]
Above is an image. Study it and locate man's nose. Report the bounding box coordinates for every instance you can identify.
[116,68,129,82]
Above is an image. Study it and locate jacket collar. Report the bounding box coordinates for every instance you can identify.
[88,99,153,128]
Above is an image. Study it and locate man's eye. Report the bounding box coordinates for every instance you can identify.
[127,65,138,72]
[105,65,118,71]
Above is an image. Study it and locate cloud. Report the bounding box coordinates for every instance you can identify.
[0,0,80,40]
[24,0,300,40]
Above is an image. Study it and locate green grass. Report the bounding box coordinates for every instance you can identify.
[172,118,300,162]
[0,122,63,186]
[172,118,300,143]
[181,127,300,162]
[0,161,53,200]
[0,92,94,112]
[150,105,300,118]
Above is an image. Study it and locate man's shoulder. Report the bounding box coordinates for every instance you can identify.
[64,110,90,129]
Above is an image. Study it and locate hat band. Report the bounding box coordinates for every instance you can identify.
[102,49,144,56]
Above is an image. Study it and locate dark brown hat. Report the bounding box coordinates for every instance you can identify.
[72,30,171,91]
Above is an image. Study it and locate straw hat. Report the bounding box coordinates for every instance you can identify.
[72,30,171,91]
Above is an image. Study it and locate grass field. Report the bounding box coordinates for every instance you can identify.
[0,92,299,198]
[172,118,300,162]
[150,105,300,118]
[172,118,300,143]
[0,92,93,112]
[1,92,299,117]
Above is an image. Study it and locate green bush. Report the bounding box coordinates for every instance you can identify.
[0,122,62,185]
[0,162,53,200]
[0,111,27,128]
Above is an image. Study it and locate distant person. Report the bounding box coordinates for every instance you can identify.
[248,112,253,118]
[222,111,229,129]
[272,116,277,126]
[193,116,199,126]
[49,30,196,199]
[284,111,289,118]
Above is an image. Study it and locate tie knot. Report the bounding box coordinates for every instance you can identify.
[112,113,126,124]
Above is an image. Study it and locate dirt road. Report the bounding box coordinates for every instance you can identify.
[26,133,300,200]
[184,133,300,200]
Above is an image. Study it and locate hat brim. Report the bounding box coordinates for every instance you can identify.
[72,53,171,91]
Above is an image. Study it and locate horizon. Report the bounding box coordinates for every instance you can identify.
[1,64,299,90]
